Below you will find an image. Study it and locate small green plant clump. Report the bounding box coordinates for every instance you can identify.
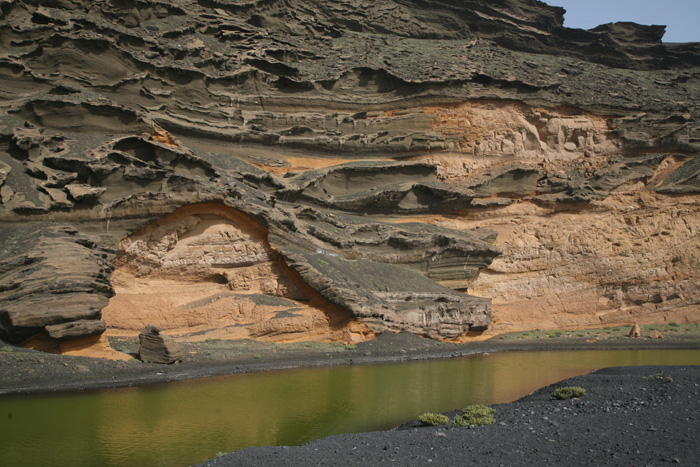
[418,413,449,426]
[1,346,13,353]
[552,386,587,400]
[452,405,496,427]
[643,374,674,383]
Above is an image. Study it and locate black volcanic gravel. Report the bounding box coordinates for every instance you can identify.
[199,366,700,467]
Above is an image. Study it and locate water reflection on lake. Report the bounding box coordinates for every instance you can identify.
[1,349,699,467]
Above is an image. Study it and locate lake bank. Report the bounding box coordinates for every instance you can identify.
[1,324,699,396]
[200,365,700,466]
[3,351,700,466]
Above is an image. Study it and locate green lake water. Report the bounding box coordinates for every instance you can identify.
[1,349,699,467]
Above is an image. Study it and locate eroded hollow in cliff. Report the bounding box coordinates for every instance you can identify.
[102,203,372,343]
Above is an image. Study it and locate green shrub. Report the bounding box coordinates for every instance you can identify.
[452,405,495,427]
[418,413,449,426]
[0,346,13,353]
[552,386,587,400]
[254,354,262,359]
[668,322,679,327]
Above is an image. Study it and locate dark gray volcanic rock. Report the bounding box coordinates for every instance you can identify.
[0,0,698,349]
[277,245,491,338]
[277,162,480,213]
[287,207,500,282]
[2,0,698,159]
[45,319,107,339]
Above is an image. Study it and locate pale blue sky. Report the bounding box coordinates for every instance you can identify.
[542,0,700,43]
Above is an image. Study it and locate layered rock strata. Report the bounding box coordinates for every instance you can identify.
[0,224,113,342]
[0,0,698,351]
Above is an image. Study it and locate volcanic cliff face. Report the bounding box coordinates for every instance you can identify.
[0,0,698,353]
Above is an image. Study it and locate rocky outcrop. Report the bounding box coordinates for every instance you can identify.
[0,0,698,352]
[0,224,113,343]
[280,246,491,339]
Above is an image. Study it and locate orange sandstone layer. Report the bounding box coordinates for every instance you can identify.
[406,191,700,338]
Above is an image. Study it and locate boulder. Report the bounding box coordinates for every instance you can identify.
[648,330,664,339]
[138,325,184,364]
[628,324,642,338]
